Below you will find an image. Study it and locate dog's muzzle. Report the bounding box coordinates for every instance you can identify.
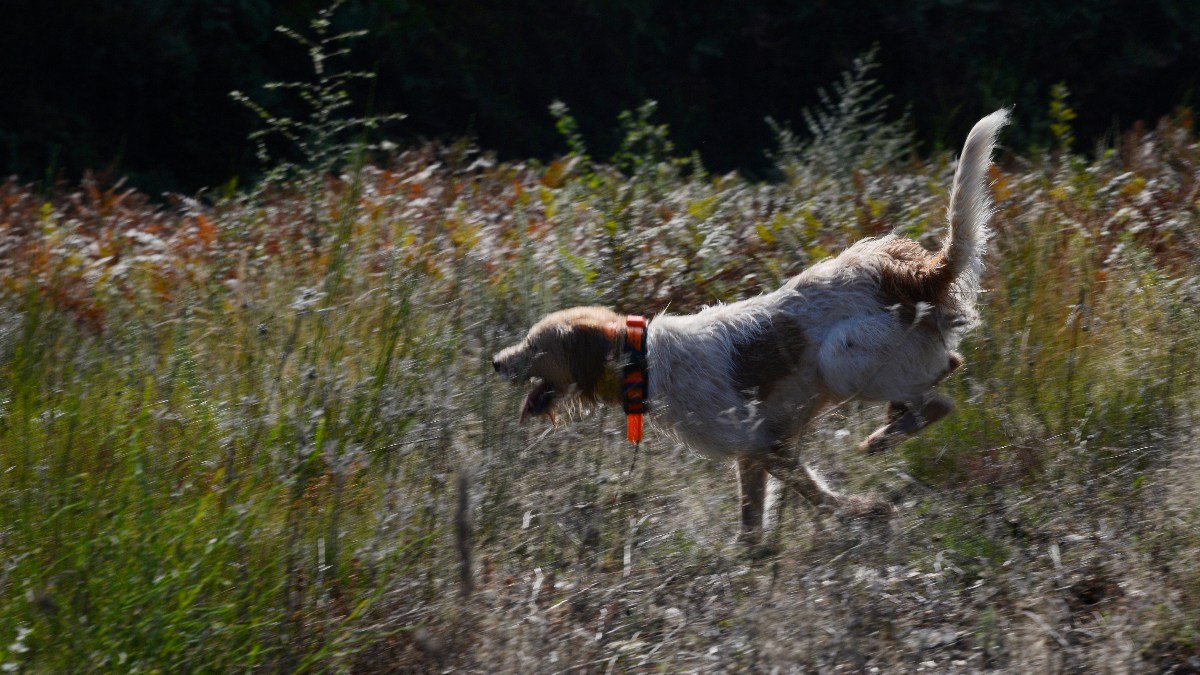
[492,357,519,382]
[491,345,528,383]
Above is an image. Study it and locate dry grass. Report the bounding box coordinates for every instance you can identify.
[1,106,1199,671]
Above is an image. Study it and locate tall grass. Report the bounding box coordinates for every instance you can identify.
[1,67,1199,671]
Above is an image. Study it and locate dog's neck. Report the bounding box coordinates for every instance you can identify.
[639,303,784,459]
[604,315,648,442]
[600,309,770,452]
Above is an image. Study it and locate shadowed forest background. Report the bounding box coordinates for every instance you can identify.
[3,0,1200,192]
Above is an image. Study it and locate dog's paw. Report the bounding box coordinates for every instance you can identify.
[835,494,897,522]
[860,431,900,455]
[744,541,782,560]
[734,530,782,559]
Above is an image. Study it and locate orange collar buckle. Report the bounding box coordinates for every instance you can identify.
[609,315,649,444]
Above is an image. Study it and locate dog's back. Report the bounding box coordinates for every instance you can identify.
[775,109,1010,404]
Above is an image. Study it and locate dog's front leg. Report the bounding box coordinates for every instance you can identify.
[736,455,768,546]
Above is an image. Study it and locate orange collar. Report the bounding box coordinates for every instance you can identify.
[605,315,649,443]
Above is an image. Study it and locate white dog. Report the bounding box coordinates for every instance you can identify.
[494,109,1010,545]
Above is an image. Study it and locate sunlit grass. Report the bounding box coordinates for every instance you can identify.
[0,108,1198,670]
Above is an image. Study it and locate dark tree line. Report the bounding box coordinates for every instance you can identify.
[2,0,1198,193]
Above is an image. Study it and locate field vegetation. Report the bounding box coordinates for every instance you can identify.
[1,36,1199,672]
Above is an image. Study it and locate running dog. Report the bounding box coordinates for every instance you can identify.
[493,109,1010,545]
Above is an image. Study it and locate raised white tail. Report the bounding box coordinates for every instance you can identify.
[940,108,1010,300]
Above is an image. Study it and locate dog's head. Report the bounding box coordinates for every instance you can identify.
[492,306,623,421]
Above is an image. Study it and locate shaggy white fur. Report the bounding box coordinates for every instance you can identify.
[646,108,1009,459]
[493,109,1011,544]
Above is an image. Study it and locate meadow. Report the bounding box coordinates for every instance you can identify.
[2,57,1200,671]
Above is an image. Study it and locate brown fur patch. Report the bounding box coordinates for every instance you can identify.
[563,323,618,403]
[525,307,621,405]
[732,314,808,401]
[875,238,954,325]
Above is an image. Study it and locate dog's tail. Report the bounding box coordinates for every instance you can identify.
[935,108,1010,303]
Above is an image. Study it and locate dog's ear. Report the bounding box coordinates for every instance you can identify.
[562,323,615,399]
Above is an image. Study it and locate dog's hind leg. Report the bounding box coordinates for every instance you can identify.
[860,391,954,454]
[761,450,842,510]
[736,456,769,546]
[762,449,894,521]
